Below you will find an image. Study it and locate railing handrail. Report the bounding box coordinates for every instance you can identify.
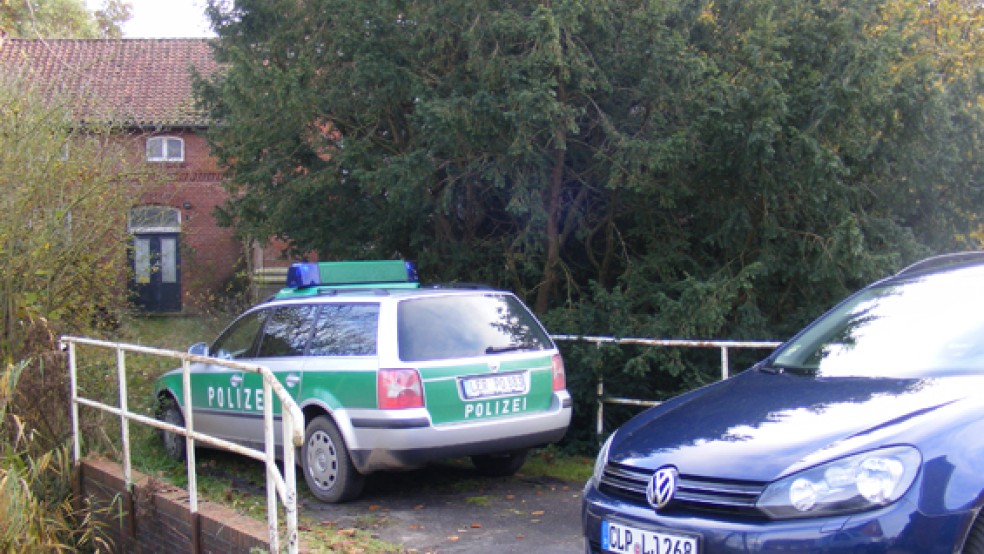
[551,334,781,350]
[61,336,304,554]
[551,335,782,437]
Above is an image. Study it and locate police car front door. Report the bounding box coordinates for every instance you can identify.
[189,362,247,442]
[193,310,266,443]
[236,305,313,447]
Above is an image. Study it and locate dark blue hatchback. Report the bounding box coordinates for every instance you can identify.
[582,253,984,554]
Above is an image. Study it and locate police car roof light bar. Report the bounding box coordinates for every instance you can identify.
[285,260,419,289]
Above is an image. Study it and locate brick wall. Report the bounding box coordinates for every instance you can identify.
[77,458,273,554]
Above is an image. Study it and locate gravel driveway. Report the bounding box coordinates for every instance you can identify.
[300,460,585,553]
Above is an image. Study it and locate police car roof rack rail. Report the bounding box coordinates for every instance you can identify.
[311,287,392,297]
[423,282,495,290]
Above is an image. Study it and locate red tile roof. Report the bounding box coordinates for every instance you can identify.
[0,38,220,127]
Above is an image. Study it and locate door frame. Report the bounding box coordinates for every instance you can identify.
[128,206,183,312]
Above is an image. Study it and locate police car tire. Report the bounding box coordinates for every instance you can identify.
[158,396,186,461]
[471,450,528,477]
[302,416,364,503]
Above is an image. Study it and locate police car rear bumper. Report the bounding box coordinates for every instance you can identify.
[340,393,573,473]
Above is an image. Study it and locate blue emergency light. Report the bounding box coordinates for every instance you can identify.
[284,260,419,289]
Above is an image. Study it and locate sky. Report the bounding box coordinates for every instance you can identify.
[87,0,216,38]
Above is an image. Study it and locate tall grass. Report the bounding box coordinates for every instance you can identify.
[1,359,110,553]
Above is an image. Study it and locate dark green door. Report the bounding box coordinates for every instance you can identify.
[131,233,181,312]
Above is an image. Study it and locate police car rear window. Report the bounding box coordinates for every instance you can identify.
[397,294,550,362]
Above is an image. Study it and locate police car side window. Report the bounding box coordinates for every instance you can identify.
[212,310,266,360]
[256,306,317,358]
[309,304,379,356]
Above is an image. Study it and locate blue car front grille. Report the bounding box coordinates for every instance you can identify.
[600,462,768,518]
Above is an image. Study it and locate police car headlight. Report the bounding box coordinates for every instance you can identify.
[590,433,615,487]
[757,446,920,519]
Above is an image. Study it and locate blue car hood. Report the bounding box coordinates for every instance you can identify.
[608,368,980,482]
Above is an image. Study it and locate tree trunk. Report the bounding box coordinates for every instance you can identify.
[535,144,565,314]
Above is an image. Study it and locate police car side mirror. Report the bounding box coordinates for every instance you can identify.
[188,342,209,357]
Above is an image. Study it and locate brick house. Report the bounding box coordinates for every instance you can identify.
[0,38,287,312]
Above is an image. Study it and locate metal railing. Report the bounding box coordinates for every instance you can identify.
[551,335,782,436]
[62,336,305,554]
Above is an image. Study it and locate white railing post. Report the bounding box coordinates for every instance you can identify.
[263,377,279,553]
[66,341,81,464]
[281,395,300,552]
[596,377,604,438]
[182,358,199,514]
[721,346,730,381]
[115,347,132,490]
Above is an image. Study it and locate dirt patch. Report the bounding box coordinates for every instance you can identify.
[299,461,585,553]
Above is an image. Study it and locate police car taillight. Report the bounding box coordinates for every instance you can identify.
[378,368,424,409]
[551,354,566,391]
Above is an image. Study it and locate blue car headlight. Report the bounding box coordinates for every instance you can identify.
[589,433,615,487]
[757,446,921,519]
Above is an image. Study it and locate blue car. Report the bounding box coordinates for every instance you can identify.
[582,253,984,553]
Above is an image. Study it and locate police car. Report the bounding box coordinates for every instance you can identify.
[154,260,572,502]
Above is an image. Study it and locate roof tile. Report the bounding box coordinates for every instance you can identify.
[0,38,220,127]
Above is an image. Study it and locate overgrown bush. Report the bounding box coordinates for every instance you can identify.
[0,73,153,551]
[0,74,152,362]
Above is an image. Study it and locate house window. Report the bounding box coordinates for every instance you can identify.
[146,136,184,162]
[128,206,181,233]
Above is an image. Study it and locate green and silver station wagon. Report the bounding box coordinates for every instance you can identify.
[154,260,572,502]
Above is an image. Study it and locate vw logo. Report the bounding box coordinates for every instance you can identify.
[646,466,678,510]
[488,361,500,374]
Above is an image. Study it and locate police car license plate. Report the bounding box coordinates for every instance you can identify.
[601,520,699,554]
[461,372,527,399]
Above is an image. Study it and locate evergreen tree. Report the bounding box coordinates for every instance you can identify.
[199,0,982,444]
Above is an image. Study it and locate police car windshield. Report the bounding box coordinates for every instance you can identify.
[397,294,551,362]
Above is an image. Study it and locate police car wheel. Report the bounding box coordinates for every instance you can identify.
[158,397,186,461]
[471,450,528,477]
[302,416,364,503]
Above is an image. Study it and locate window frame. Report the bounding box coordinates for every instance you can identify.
[146,136,185,163]
[128,205,181,234]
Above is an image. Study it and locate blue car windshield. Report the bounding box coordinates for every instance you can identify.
[773,265,984,378]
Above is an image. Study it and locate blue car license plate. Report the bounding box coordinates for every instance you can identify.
[601,520,699,554]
